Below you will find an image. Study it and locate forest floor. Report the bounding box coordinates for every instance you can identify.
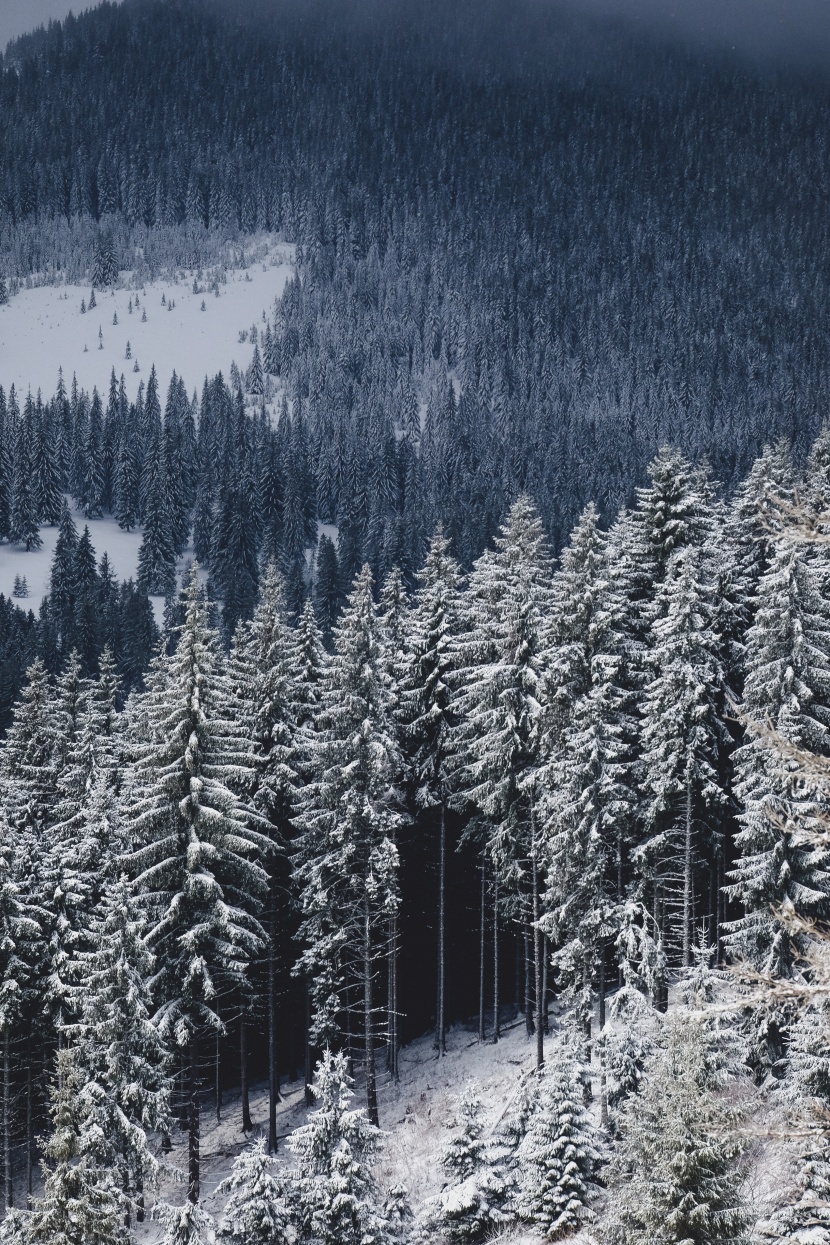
[134,1014,601,1244]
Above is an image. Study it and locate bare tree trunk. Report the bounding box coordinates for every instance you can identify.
[532,838,543,1070]
[215,1030,221,1125]
[683,780,693,968]
[269,881,279,1151]
[479,858,486,1043]
[188,1035,200,1204]
[524,924,533,1037]
[436,800,446,1055]
[304,984,313,1108]
[583,963,593,1103]
[542,934,549,1035]
[389,914,399,1082]
[717,845,725,965]
[364,898,379,1127]
[4,1031,11,1210]
[25,1062,32,1207]
[493,875,500,1043]
[240,1016,252,1133]
[599,944,608,1129]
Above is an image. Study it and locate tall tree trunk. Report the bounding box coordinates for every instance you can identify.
[436,800,446,1054]
[268,895,279,1151]
[532,847,543,1070]
[304,984,313,1108]
[364,897,379,1126]
[240,1016,252,1133]
[25,1061,32,1208]
[479,857,486,1043]
[598,943,608,1129]
[523,925,533,1037]
[542,934,549,1035]
[683,779,693,968]
[493,875,500,1043]
[4,1031,11,1210]
[188,1035,200,1204]
[717,845,725,966]
[215,1030,221,1125]
[389,913,399,1082]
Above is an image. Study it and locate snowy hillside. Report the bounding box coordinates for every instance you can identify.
[0,237,293,405]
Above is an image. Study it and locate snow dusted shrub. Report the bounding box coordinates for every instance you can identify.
[158,1199,216,1245]
[513,1053,601,1240]
[417,1088,510,1244]
[217,1137,291,1245]
[288,1049,394,1245]
[600,984,661,1119]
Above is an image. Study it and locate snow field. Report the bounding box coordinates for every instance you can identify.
[0,239,294,407]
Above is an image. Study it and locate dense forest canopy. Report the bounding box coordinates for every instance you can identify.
[2,0,830,560]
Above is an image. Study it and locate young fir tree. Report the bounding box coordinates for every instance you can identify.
[122,567,268,1202]
[71,876,170,1224]
[401,527,463,1056]
[288,1049,392,1245]
[450,496,552,1062]
[14,1046,123,1245]
[640,547,728,968]
[157,1200,215,1245]
[726,532,830,976]
[420,1087,509,1244]
[513,1049,601,1239]
[217,1137,291,1245]
[1,657,56,835]
[605,1013,750,1245]
[294,566,403,1126]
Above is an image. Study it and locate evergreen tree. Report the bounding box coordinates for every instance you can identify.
[606,1013,750,1245]
[288,1049,391,1245]
[514,1051,601,1239]
[420,1088,510,1244]
[123,567,267,1201]
[294,566,402,1125]
[217,1137,291,1245]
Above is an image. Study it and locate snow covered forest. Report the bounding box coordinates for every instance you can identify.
[1,0,830,1242]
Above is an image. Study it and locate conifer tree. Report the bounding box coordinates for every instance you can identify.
[294,566,402,1125]
[640,548,727,967]
[123,567,268,1201]
[420,1088,509,1244]
[514,1051,600,1239]
[451,496,551,1063]
[401,527,462,1055]
[606,1014,750,1245]
[726,532,830,976]
[288,1049,391,1245]
[217,1137,290,1245]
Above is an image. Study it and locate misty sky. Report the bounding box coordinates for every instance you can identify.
[0,1,96,51]
[2,0,830,68]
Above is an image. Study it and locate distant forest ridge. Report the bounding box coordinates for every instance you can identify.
[1,0,829,557]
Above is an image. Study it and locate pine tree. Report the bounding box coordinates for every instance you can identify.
[217,1137,291,1245]
[18,1046,123,1245]
[71,877,170,1222]
[640,548,727,968]
[288,1049,392,1245]
[123,567,268,1201]
[157,1200,215,1245]
[726,533,830,976]
[514,1050,600,1239]
[606,1013,750,1245]
[450,496,551,1062]
[294,566,402,1125]
[401,527,462,1054]
[420,1088,510,1244]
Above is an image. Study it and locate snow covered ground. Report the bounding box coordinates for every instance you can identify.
[0,237,294,405]
[133,1018,577,1245]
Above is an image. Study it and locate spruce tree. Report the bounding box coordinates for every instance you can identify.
[606,1014,750,1245]
[288,1049,391,1245]
[294,566,402,1125]
[217,1137,291,1245]
[122,567,267,1201]
[514,1051,600,1239]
